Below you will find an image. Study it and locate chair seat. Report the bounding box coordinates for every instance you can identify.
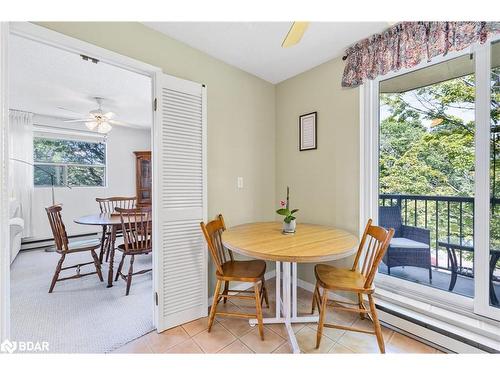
[217,260,266,282]
[56,238,101,253]
[314,263,370,293]
[390,237,429,249]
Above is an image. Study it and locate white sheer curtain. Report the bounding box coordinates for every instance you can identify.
[9,109,34,237]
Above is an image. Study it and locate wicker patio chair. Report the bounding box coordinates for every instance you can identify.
[379,205,432,282]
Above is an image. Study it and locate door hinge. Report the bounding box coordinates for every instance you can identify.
[155,292,159,306]
[154,98,158,111]
[80,54,99,64]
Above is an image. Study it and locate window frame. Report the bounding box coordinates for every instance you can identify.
[360,35,500,324]
[33,135,108,189]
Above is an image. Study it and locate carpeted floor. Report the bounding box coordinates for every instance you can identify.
[10,246,154,353]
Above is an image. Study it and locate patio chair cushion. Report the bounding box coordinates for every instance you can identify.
[390,237,429,249]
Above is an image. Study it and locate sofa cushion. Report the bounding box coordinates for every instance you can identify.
[390,237,430,249]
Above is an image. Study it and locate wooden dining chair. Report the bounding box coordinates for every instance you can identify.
[95,197,137,263]
[114,206,152,296]
[45,205,104,293]
[311,219,394,353]
[200,214,269,341]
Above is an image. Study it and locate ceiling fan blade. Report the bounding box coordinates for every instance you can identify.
[281,22,309,48]
[63,119,93,123]
[56,106,87,116]
[104,112,115,119]
[108,119,128,126]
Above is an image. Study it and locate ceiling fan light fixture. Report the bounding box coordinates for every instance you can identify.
[97,122,112,134]
[85,121,98,130]
[281,22,309,48]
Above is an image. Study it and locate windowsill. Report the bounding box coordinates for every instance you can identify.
[375,285,500,352]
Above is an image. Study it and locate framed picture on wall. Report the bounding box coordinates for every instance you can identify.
[299,112,317,151]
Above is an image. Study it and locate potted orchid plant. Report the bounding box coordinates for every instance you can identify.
[276,186,299,234]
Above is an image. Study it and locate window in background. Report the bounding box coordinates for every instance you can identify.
[33,137,106,187]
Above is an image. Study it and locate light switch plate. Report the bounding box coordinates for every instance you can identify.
[237,176,244,189]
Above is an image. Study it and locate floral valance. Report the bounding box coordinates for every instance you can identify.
[341,21,500,88]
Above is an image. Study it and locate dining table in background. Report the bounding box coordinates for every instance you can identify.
[222,221,358,354]
[74,213,129,288]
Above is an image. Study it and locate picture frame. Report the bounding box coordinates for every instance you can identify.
[299,111,317,151]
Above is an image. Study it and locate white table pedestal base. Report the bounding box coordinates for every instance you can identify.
[249,261,318,354]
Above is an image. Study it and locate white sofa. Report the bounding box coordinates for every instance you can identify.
[9,198,24,264]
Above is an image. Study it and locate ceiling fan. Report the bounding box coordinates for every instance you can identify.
[281,22,309,48]
[62,97,126,134]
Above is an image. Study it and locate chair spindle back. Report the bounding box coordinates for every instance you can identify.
[96,197,137,214]
[200,214,234,275]
[115,207,153,252]
[352,219,394,289]
[45,205,69,252]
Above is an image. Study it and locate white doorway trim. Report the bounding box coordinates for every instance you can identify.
[0,22,162,341]
[0,22,11,342]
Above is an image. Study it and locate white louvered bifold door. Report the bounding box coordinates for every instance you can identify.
[153,73,207,331]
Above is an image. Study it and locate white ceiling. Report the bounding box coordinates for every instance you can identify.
[143,22,389,83]
[9,34,152,129]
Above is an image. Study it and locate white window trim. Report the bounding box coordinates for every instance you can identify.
[360,36,500,339]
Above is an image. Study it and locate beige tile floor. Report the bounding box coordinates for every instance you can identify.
[112,280,442,354]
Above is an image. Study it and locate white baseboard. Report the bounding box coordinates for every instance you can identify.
[207,270,276,307]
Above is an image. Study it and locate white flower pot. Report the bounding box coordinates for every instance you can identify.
[283,219,296,234]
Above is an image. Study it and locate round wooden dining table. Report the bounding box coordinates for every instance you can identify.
[74,213,128,288]
[222,221,358,354]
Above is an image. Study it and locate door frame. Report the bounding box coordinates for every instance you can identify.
[360,36,500,322]
[0,22,162,341]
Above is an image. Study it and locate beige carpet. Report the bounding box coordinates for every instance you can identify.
[10,246,154,353]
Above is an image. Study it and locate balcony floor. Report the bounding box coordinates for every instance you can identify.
[378,263,500,307]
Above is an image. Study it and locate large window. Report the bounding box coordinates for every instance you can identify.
[365,38,500,322]
[33,137,106,187]
[378,54,477,299]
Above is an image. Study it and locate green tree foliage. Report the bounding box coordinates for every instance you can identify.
[33,138,105,187]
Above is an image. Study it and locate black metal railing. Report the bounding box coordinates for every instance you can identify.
[380,194,500,274]
[379,194,475,271]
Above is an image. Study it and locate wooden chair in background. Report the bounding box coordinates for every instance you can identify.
[95,197,136,263]
[45,205,103,293]
[311,219,394,353]
[200,214,269,341]
[114,206,152,296]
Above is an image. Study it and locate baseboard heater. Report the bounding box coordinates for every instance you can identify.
[20,233,100,251]
[376,303,499,353]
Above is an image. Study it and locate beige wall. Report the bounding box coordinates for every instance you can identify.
[275,57,360,285]
[35,22,277,291]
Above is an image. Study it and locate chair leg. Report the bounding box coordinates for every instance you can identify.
[125,255,135,296]
[99,225,107,263]
[261,278,269,308]
[358,293,366,320]
[254,282,264,340]
[311,281,320,314]
[49,254,65,293]
[315,287,328,349]
[222,281,229,304]
[91,250,104,282]
[208,279,222,332]
[368,294,385,354]
[115,253,126,282]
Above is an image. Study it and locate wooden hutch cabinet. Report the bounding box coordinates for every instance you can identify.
[134,151,151,207]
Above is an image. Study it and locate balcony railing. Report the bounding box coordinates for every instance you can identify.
[379,194,475,272]
[379,194,500,275]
